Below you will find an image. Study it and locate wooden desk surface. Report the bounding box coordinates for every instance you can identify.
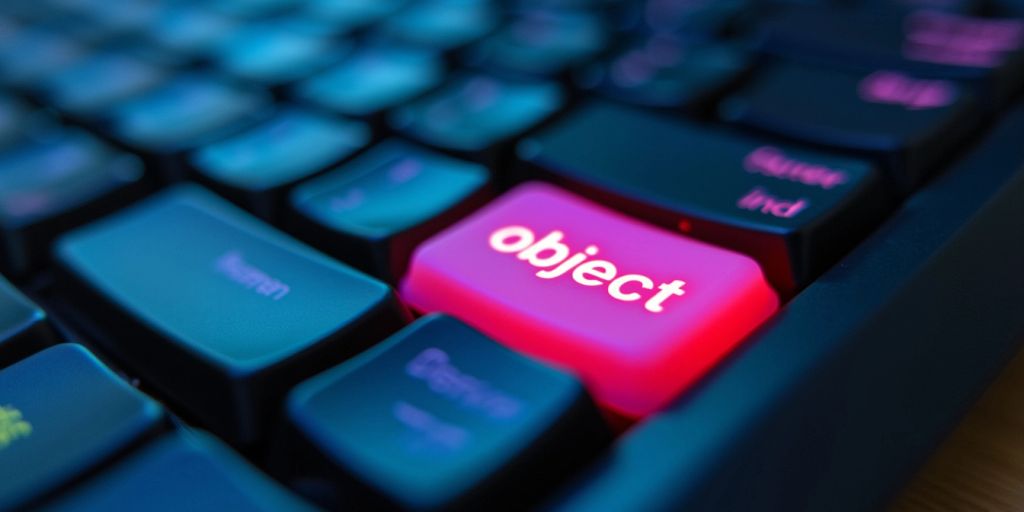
[890,346,1024,511]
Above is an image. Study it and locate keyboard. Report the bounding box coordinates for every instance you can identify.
[1,0,1023,510]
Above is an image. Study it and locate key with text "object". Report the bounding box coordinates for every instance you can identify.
[55,184,406,444]
[401,183,778,419]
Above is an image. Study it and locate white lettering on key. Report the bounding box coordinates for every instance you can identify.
[214,251,291,300]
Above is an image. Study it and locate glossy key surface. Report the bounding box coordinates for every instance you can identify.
[401,183,779,418]
[42,431,315,512]
[377,0,497,51]
[289,139,490,282]
[191,108,370,218]
[722,63,979,188]
[55,184,405,443]
[286,314,608,510]
[294,46,444,118]
[517,100,891,291]
[0,128,147,276]
[0,344,164,510]
[0,274,51,367]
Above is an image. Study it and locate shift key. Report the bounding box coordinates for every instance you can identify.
[54,184,407,444]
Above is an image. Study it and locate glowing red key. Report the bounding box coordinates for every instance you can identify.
[400,182,778,418]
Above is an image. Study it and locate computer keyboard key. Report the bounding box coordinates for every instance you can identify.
[44,431,316,512]
[463,9,608,77]
[576,35,750,110]
[517,100,891,291]
[55,184,406,443]
[191,108,370,219]
[145,5,238,56]
[213,23,343,86]
[377,0,498,51]
[284,314,609,510]
[0,344,164,510]
[390,73,564,159]
[401,183,779,419]
[0,275,53,367]
[758,8,1024,105]
[106,74,272,155]
[0,129,147,276]
[40,51,166,117]
[289,139,490,283]
[0,28,86,88]
[721,63,979,188]
[294,46,444,119]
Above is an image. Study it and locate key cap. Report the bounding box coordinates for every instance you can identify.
[516,100,891,292]
[0,275,52,367]
[105,73,271,157]
[0,128,148,277]
[293,46,444,119]
[0,28,86,88]
[190,108,370,219]
[463,9,608,78]
[0,344,164,510]
[758,7,1024,105]
[283,314,609,510]
[576,35,750,111]
[213,23,343,86]
[390,73,563,162]
[39,51,166,117]
[43,430,316,512]
[400,183,779,419]
[721,63,979,188]
[55,184,407,443]
[377,0,498,52]
[146,5,238,56]
[288,139,490,283]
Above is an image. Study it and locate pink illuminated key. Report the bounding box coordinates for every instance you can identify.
[400,182,778,418]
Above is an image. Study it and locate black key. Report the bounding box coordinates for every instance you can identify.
[390,73,564,164]
[293,46,445,119]
[55,184,407,443]
[758,7,1024,105]
[0,128,148,276]
[516,100,892,292]
[0,344,164,510]
[42,431,316,512]
[288,139,491,283]
[463,9,608,78]
[0,274,53,367]
[576,34,750,111]
[721,62,980,188]
[39,51,166,118]
[190,107,370,219]
[282,315,609,511]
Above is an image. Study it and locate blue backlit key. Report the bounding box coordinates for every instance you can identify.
[106,74,271,155]
[42,431,316,512]
[213,23,343,86]
[377,0,498,51]
[284,315,608,510]
[55,184,406,443]
[721,62,979,188]
[0,344,164,511]
[464,9,607,77]
[0,275,52,367]
[40,51,166,117]
[0,128,147,276]
[289,139,490,282]
[191,108,370,219]
[145,5,238,56]
[577,35,750,110]
[0,28,86,88]
[390,73,563,158]
[294,46,444,118]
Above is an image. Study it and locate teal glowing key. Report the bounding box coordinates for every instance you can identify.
[42,431,316,512]
[284,315,608,511]
[55,184,406,443]
[191,108,370,218]
[213,22,342,85]
[0,344,164,511]
[289,139,490,282]
[0,275,52,367]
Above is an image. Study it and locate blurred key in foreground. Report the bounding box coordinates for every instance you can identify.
[0,274,52,367]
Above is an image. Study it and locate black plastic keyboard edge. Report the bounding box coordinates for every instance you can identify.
[546,102,1024,512]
